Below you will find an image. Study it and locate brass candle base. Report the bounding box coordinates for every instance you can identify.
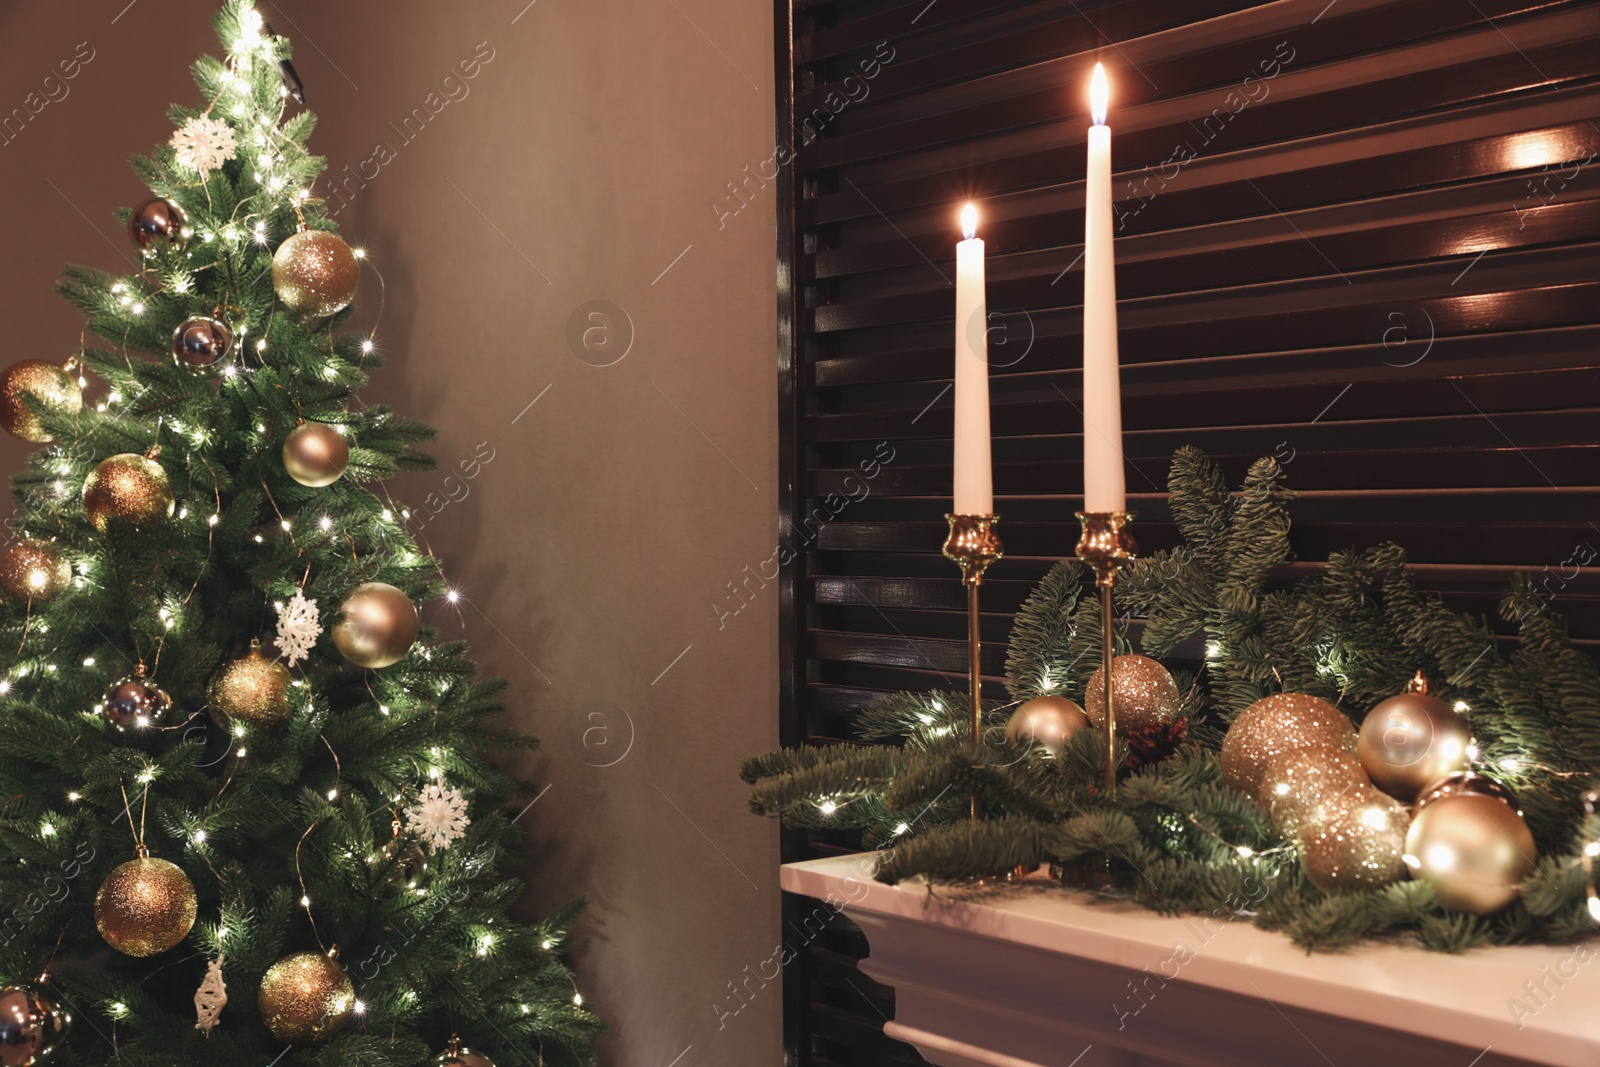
[1075,511,1136,801]
[944,514,1002,821]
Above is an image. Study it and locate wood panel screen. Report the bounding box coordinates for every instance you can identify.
[773,0,1600,1062]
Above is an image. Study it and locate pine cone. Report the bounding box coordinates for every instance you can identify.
[1124,717,1190,771]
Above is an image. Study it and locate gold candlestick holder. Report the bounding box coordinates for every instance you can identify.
[943,513,1002,821]
[1075,511,1135,800]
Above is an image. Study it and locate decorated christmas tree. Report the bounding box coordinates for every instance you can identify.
[0,5,600,1064]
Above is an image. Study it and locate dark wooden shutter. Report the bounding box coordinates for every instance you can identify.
[774,0,1600,1061]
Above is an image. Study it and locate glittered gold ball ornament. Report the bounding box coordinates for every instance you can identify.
[0,539,70,604]
[282,422,349,487]
[1416,772,1517,811]
[332,582,418,669]
[82,451,174,532]
[1005,695,1090,757]
[271,229,359,317]
[94,853,197,956]
[433,1038,496,1067]
[102,668,171,732]
[171,315,233,373]
[1258,744,1368,841]
[1358,672,1471,803]
[0,984,70,1066]
[0,359,81,443]
[1298,785,1411,892]
[207,640,291,727]
[1404,792,1537,915]
[1083,654,1181,732]
[128,197,189,250]
[258,950,355,1044]
[1220,692,1356,797]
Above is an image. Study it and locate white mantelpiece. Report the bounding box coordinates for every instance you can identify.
[782,854,1600,1067]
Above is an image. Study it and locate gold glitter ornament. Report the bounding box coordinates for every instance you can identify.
[1298,785,1410,892]
[282,421,349,487]
[0,539,70,604]
[258,950,355,1044]
[1357,672,1471,802]
[271,229,360,317]
[1005,695,1090,757]
[0,983,70,1066]
[1258,744,1368,841]
[1404,792,1536,915]
[208,640,291,727]
[1083,654,1181,732]
[0,359,81,443]
[1220,692,1356,797]
[82,450,174,532]
[433,1038,497,1067]
[332,582,418,668]
[94,852,197,956]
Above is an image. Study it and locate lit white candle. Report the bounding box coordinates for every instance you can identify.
[953,202,993,515]
[1082,63,1126,513]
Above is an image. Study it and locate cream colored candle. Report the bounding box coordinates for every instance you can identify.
[1082,63,1126,513]
[953,202,993,515]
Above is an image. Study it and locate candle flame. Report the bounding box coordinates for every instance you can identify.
[1090,62,1109,126]
[960,203,978,240]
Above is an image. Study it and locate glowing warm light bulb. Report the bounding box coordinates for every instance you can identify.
[959,202,978,240]
[1090,62,1109,125]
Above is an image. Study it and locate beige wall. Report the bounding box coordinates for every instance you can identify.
[0,1,781,1063]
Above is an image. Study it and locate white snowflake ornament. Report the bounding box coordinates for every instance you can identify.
[194,953,227,1034]
[170,115,238,178]
[274,589,321,666]
[406,783,470,851]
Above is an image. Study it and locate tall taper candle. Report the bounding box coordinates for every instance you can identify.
[953,203,993,515]
[1082,63,1126,513]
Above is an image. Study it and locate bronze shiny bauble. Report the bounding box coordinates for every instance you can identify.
[0,360,81,443]
[332,582,418,669]
[102,671,171,732]
[1220,692,1356,797]
[258,951,355,1044]
[0,539,70,604]
[1416,772,1517,811]
[0,984,70,1066]
[282,422,350,487]
[1299,785,1410,892]
[1404,792,1537,915]
[1005,695,1090,757]
[128,197,189,250]
[171,316,234,373]
[208,641,291,727]
[82,452,174,532]
[1357,673,1471,803]
[1083,654,1181,732]
[433,1039,496,1067]
[1259,744,1368,841]
[271,229,359,317]
[94,854,197,956]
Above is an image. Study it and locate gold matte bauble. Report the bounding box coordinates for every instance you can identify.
[208,640,291,727]
[271,229,359,317]
[0,360,81,443]
[433,1039,497,1067]
[332,582,418,669]
[0,539,71,604]
[128,197,189,250]
[1258,744,1368,841]
[102,671,172,732]
[282,422,350,487]
[82,452,174,532]
[1404,792,1537,915]
[1083,654,1181,732]
[258,951,355,1044]
[1357,673,1471,802]
[1220,692,1356,797]
[1416,772,1517,811]
[0,984,70,1066]
[94,855,197,956]
[171,315,234,373]
[1005,695,1090,757]
[1298,786,1410,892]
